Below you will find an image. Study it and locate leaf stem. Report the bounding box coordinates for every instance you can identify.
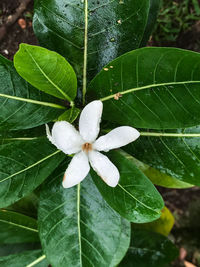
[26,255,46,267]
[70,100,75,107]
[140,132,200,137]
[100,81,200,102]
[0,93,65,109]
[82,0,88,105]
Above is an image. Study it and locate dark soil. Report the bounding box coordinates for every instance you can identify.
[0,0,38,60]
[157,186,200,266]
[176,21,200,52]
[159,187,200,213]
[151,21,200,53]
[0,0,200,266]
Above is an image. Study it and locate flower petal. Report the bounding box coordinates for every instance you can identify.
[93,126,140,152]
[79,100,103,143]
[46,124,54,144]
[51,121,84,154]
[63,151,90,188]
[89,151,119,187]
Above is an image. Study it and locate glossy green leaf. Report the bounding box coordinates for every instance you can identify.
[14,44,77,101]
[38,163,130,267]
[6,193,39,218]
[0,55,64,131]
[0,209,39,244]
[140,0,160,46]
[119,230,178,267]
[133,206,175,237]
[0,243,41,257]
[91,150,164,223]
[88,47,200,129]
[57,107,80,123]
[132,156,193,188]
[33,0,154,84]
[0,126,46,146]
[126,126,200,186]
[0,250,47,267]
[0,139,65,208]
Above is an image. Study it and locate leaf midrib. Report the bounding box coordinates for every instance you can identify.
[0,211,38,233]
[100,80,200,102]
[118,184,160,214]
[26,254,46,267]
[140,132,200,137]
[0,137,43,142]
[77,183,82,266]
[0,93,65,109]
[0,150,61,184]
[82,0,88,104]
[24,47,72,102]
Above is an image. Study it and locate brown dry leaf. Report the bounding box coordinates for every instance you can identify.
[179,247,187,260]
[18,18,26,29]
[184,260,197,267]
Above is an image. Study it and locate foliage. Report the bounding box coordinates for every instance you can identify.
[153,0,200,44]
[133,206,175,237]
[0,0,199,266]
[119,230,178,267]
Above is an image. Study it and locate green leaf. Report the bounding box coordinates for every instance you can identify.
[91,150,164,223]
[0,242,41,257]
[57,107,80,123]
[0,209,39,244]
[33,0,154,84]
[125,126,200,186]
[119,230,178,267]
[14,44,77,101]
[0,126,45,146]
[88,47,200,129]
[133,206,175,237]
[0,125,57,147]
[140,0,160,46]
[38,162,130,267]
[6,193,39,218]
[132,156,193,189]
[0,139,65,207]
[0,55,64,131]
[0,250,47,267]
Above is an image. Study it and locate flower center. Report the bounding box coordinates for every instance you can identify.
[82,143,93,153]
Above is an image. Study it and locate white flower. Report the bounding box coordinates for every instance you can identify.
[46,100,140,188]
